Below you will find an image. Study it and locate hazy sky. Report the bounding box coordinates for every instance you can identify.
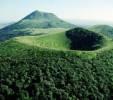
[0,0,113,22]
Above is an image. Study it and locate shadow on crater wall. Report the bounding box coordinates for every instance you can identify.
[66,27,104,51]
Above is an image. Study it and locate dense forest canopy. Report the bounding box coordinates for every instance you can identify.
[0,38,113,100]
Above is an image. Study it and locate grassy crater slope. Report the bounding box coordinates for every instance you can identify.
[15,32,70,50]
[14,28,113,57]
[0,35,113,100]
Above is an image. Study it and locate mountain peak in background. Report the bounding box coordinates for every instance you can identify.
[23,10,56,20]
[0,10,75,41]
[18,10,75,29]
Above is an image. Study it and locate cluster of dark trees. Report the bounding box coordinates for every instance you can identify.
[0,47,113,100]
[66,27,104,50]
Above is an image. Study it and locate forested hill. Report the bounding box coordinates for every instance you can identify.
[0,10,75,41]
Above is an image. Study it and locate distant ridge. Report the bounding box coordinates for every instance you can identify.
[88,25,113,38]
[0,10,75,41]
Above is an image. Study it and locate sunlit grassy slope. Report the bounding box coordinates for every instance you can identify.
[15,32,70,50]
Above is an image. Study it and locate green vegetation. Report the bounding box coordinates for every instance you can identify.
[0,27,113,100]
[88,25,113,38]
[0,37,113,100]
